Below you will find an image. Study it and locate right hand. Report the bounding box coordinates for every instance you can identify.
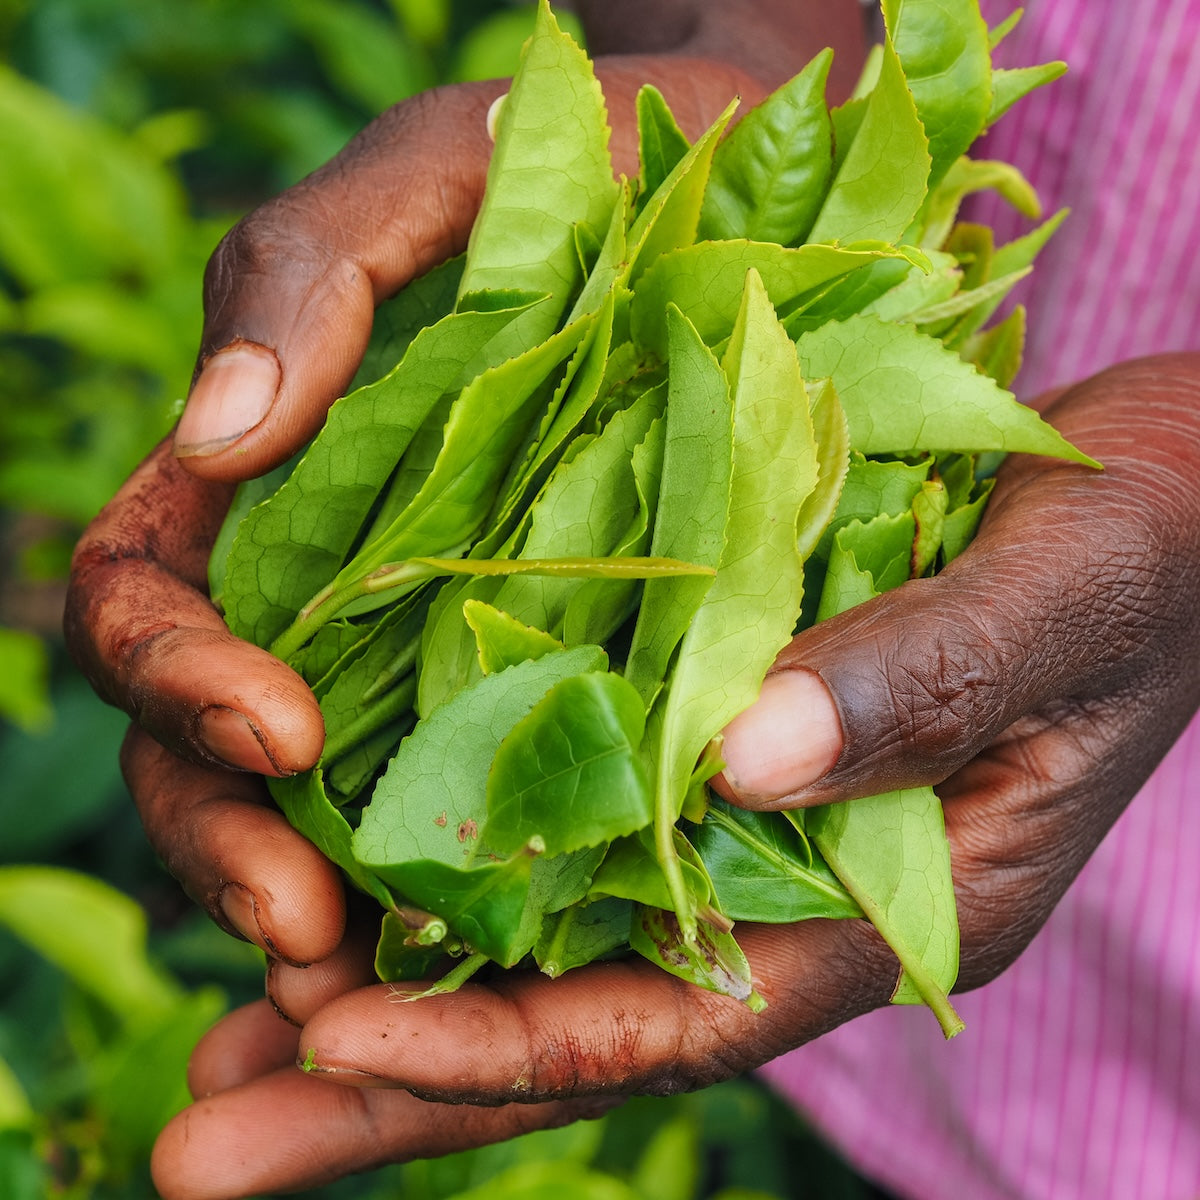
[148,354,1200,1200]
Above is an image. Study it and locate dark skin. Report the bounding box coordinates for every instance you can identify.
[63,4,1200,1197]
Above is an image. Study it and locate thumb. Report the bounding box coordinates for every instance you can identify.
[713,407,1178,810]
[173,81,505,482]
[713,562,1083,810]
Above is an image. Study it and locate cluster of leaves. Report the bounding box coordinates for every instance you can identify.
[213,0,1086,1034]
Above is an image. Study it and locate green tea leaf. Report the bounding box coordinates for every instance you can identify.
[589,829,712,912]
[355,646,610,963]
[885,0,993,191]
[375,854,535,967]
[942,477,993,563]
[457,0,616,352]
[485,672,653,857]
[488,292,620,548]
[626,98,738,284]
[808,789,962,1034]
[913,267,1031,326]
[961,304,1026,388]
[807,38,930,245]
[315,595,427,769]
[351,253,465,388]
[934,211,1066,352]
[374,911,455,983]
[630,907,762,1008]
[465,599,564,674]
[919,157,1041,251]
[795,313,1099,464]
[561,414,667,645]
[355,646,609,870]
[656,274,816,811]
[781,255,916,337]
[534,897,633,978]
[699,50,833,246]
[806,516,963,1033]
[692,802,861,923]
[624,307,732,703]
[911,478,949,576]
[815,512,916,621]
[208,454,296,609]
[636,85,691,206]
[630,239,914,359]
[987,62,1068,126]
[863,258,962,325]
[794,378,851,563]
[653,271,818,932]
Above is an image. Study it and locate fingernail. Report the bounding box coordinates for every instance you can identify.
[298,1054,393,1087]
[265,963,303,1028]
[719,669,843,803]
[196,705,282,775]
[175,341,280,457]
[218,882,273,955]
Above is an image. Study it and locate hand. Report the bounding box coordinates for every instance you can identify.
[147,354,1200,1198]
[152,900,896,1200]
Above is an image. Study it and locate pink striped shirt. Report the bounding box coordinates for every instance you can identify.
[762,3,1200,1197]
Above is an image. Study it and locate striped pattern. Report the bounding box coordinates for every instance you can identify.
[763,3,1200,1196]
[971,0,1200,396]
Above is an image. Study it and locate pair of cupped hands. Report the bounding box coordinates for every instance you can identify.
[63,49,1200,1200]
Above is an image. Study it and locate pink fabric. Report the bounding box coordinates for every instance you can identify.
[762,3,1200,1197]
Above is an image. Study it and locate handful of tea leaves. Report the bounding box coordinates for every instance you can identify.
[211,0,1087,1034]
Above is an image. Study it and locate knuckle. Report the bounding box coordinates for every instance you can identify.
[853,585,1020,777]
[204,199,341,314]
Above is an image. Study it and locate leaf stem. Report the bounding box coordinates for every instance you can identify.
[320,675,418,766]
[655,786,697,945]
[538,907,578,978]
[268,577,368,661]
[390,952,489,1002]
[268,563,434,661]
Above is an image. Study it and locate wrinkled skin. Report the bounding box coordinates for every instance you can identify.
[62,4,1200,1198]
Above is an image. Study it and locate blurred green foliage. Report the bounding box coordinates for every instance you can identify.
[0,2,878,1196]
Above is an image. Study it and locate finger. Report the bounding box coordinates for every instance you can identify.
[294,917,895,1104]
[716,360,1200,809]
[266,903,380,1025]
[174,82,506,481]
[64,440,324,773]
[152,1067,602,1200]
[123,727,344,965]
[188,1000,299,1098]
